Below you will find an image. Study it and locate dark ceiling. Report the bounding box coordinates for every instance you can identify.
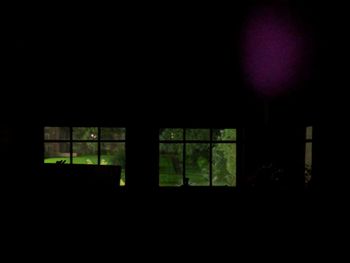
[8,1,346,127]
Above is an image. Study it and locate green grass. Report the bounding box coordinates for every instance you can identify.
[159,155,236,187]
[159,157,182,186]
[44,157,71,164]
[44,155,114,165]
[159,156,210,186]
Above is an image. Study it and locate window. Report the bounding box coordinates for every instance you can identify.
[305,126,313,186]
[159,128,237,187]
[44,127,126,185]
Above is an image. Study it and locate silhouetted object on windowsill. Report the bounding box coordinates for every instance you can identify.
[56,160,66,164]
[181,177,190,187]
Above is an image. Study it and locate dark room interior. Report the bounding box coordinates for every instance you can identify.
[3,0,349,213]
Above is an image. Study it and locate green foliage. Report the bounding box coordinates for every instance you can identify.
[72,127,98,156]
[159,128,236,186]
[212,129,236,186]
[109,149,126,168]
[197,156,209,174]
[73,127,98,140]
[186,143,209,161]
[186,129,209,140]
[159,128,183,140]
[101,128,125,140]
[159,143,182,154]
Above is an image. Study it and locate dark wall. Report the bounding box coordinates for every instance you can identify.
[12,1,333,123]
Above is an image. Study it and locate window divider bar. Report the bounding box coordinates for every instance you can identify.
[44,140,125,143]
[183,128,186,185]
[209,129,213,187]
[159,140,236,143]
[97,127,101,165]
[70,126,73,164]
[44,140,72,143]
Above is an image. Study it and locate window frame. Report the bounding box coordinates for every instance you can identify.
[305,126,313,186]
[43,127,126,165]
[159,128,237,187]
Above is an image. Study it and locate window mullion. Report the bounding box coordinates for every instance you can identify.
[98,127,101,165]
[70,126,73,164]
[209,129,213,187]
[183,128,186,185]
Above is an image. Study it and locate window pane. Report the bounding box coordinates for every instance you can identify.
[44,143,70,164]
[306,126,313,140]
[305,142,312,167]
[213,143,236,186]
[72,142,98,164]
[305,142,312,184]
[101,143,125,166]
[159,129,183,140]
[101,142,126,186]
[73,127,98,140]
[159,143,183,186]
[186,129,210,141]
[44,127,70,140]
[101,128,125,140]
[186,143,209,186]
[212,129,236,141]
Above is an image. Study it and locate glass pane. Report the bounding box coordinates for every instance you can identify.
[186,143,209,186]
[44,127,70,140]
[72,142,98,164]
[101,128,126,140]
[44,143,70,164]
[305,142,312,184]
[213,143,236,186]
[305,142,312,167]
[306,126,313,140]
[212,129,236,141]
[186,129,210,141]
[159,129,183,140]
[73,127,98,140]
[159,143,183,186]
[101,143,125,166]
[101,142,126,186]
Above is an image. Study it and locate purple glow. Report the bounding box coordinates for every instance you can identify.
[242,8,307,97]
